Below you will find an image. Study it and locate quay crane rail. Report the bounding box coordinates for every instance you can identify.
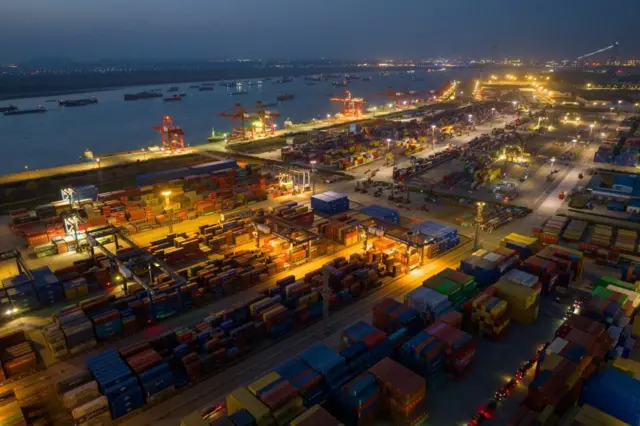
[153,116,185,151]
[330,90,366,117]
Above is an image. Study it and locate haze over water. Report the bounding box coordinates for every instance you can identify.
[1,69,475,174]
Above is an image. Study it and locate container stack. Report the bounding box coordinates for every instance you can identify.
[411,221,460,258]
[330,372,380,425]
[500,233,540,260]
[425,322,475,376]
[290,405,343,426]
[368,358,428,425]
[87,349,145,420]
[437,269,479,302]
[555,405,630,426]
[561,220,588,242]
[404,286,453,324]
[55,307,97,356]
[613,228,638,254]
[358,205,401,225]
[30,266,64,307]
[537,245,584,285]
[464,292,510,339]
[590,224,613,247]
[594,275,640,293]
[493,272,541,324]
[300,345,351,391]
[311,192,349,215]
[340,321,391,375]
[87,307,123,340]
[275,359,326,407]
[0,330,37,379]
[524,314,617,422]
[247,372,305,425]
[226,387,275,426]
[371,298,426,336]
[399,331,446,389]
[519,258,559,294]
[1,274,39,314]
[460,249,513,288]
[536,216,568,246]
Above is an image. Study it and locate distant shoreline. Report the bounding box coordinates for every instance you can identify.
[0,66,435,102]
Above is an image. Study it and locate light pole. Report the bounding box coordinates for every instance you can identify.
[310,160,317,195]
[372,106,377,117]
[550,157,556,172]
[589,124,594,139]
[162,190,173,234]
[634,103,639,114]
[571,139,577,150]
[473,201,485,251]
[96,158,101,168]
[387,103,393,111]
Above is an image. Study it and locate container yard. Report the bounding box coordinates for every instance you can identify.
[171,228,604,426]
[2,74,640,426]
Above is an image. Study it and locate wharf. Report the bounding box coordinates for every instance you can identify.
[0,100,452,187]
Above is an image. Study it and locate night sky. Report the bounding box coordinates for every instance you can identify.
[1,0,638,62]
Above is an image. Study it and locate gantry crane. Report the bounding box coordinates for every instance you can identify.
[330,90,366,117]
[252,101,280,138]
[153,116,185,151]
[218,103,252,139]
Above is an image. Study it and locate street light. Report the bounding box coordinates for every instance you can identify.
[473,201,485,250]
[161,190,174,234]
[589,123,594,138]
[96,158,101,168]
[468,114,473,123]
[372,106,377,117]
[310,160,317,195]
[550,157,556,172]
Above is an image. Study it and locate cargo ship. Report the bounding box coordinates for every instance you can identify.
[220,82,240,88]
[202,83,216,87]
[277,93,295,102]
[333,80,348,87]
[123,91,163,101]
[199,87,214,92]
[164,95,182,102]
[362,76,372,81]
[247,81,263,86]
[0,105,18,113]
[58,97,98,107]
[166,86,179,92]
[4,105,47,116]
[207,128,228,142]
[189,85,200,89]
[230,91,249,96]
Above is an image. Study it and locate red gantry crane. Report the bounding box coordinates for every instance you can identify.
[153,115,185,151]
[252,101,280,138]
[330,90,366,117]
[217,103,252,139]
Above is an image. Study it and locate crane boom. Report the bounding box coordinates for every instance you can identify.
[577,42,619,60]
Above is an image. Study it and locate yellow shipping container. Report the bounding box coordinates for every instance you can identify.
[613,358,640,380]
[494,280,540,311]
[633,316,640,338]
[226,387,275,426]
[575,404,629,426]
[508,304,539,324]
[248,372,280,396]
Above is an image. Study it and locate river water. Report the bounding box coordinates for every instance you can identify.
[1,69,477,174]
